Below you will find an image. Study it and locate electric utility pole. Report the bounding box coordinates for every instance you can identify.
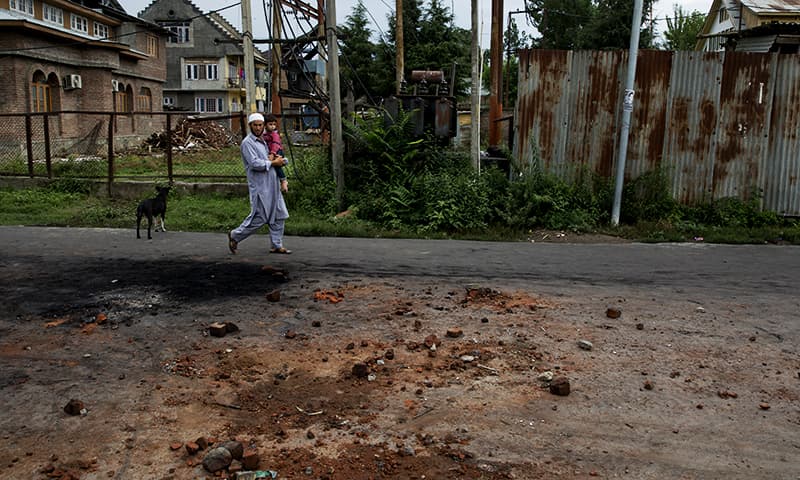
[471,0,480,169]
[270,0,283,113]
[326,0,344,210]
[396,0,404,94]
[242,0,256,113]
[611,0,644,226]
[488,0,503,147]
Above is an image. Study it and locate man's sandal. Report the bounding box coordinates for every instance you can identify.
[227,232,238,254]
[270,247,292,254]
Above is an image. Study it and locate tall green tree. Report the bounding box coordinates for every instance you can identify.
[524,0,594,49]
[339,1,380,102]
[582,0,656,49]
[663,5,705,51]
[525,0,656,50]
[375,0,471,98]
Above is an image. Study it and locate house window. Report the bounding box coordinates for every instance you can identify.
[31,73,52,113]
[43,4,63,25]
[146,35,159,57]
[718,8,728,23]
[114,89,131,112]
[136,88,153,112]
[161,21,190,44]
[186,63,218,80]
[71,14,88,34]
[93,22,109,39]
[163,97,175,107]
[186,64,199,80]
[10,0,34,16]
[195,97,223,113]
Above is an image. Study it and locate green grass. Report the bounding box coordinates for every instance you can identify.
[1,185,797,244]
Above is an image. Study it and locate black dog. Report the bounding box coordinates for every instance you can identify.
[136,186,170,239]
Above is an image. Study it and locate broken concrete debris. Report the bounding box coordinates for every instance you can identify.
[209,322,239,338]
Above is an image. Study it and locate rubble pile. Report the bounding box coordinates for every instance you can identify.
[144,118,240,151]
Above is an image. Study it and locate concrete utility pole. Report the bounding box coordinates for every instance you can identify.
[326,0,345,211]
[470,0,480,170]
[396,0,404,94]
[241,0,256,113]
[611,0,644,226]
[488,0,503,147]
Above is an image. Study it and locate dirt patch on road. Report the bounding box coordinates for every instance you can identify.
[0,255,797,479]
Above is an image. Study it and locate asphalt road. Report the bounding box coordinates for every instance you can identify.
[2,226,798,297]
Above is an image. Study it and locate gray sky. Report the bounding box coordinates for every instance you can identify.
[120,0,713,46]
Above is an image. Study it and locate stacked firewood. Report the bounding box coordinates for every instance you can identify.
[144,118,240,151]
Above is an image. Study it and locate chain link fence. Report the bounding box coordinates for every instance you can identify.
[0,111,252,183]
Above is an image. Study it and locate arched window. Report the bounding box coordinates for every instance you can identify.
[136,87,152,112]
[47,72,61,112]
[31,70,52,112]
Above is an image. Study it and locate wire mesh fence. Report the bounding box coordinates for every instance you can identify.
[0,111,254,183]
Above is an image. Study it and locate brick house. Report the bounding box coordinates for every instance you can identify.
[0,0,169,144]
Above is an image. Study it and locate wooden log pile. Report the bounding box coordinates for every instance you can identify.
[144,118,240,151]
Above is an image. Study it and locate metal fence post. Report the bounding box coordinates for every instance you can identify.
[43,114,52,178]
[25,114,34,177]
[107,112,114,196]
[166,113,173,183]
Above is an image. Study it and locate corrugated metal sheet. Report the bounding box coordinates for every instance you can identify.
[714,51,776,200]
[763,54,800,214]
[625,50,672,178]
[740,0,800,14]
[515,49,572,178]
[735,35,779,52]
[662,51,723,204]
[515,49,800,215]
[565,50,624,179]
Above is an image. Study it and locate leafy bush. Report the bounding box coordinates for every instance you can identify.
[285,147,338,216]
[621,168,679,224]
[685,195,779,228]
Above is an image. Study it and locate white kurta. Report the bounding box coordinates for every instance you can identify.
[230,132,289,248]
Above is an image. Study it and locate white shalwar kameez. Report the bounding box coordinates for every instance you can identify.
[230,132,289,250]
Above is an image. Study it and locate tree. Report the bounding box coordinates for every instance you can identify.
[525,0,656,50]
[663,5,706,51]
[375,0,471,98]
[524,0,594,49]
[339,1,380,102]
[581,0,657,49]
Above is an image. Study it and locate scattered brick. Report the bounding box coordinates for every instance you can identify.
[208,323,227,337]
[549,377,571,396]
[63,399,84,416]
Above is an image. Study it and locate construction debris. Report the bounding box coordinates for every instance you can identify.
[143,118,240,151]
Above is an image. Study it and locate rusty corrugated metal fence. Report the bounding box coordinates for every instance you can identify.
[515,49,800,215]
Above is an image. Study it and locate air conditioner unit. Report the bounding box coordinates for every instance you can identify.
[63,74,82,90]
[111,80,119,91]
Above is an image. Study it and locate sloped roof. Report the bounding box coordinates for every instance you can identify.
[740,0,800,14]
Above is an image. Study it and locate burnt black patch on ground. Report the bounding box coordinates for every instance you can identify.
[0,255,289,319]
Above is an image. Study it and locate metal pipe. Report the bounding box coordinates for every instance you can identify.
[611,0,644,226]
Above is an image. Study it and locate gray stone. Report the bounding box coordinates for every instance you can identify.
[202,447,232,473]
